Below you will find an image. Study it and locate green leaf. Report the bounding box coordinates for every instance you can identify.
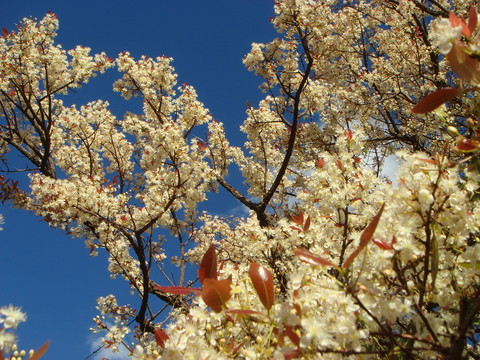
[458,262,480,269]
[249,263,275,310]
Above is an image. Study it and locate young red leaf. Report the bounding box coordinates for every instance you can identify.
[411,88,460,114]
[285,351,302,360]
[198,243,217,285]
[303,215,311,232]
[154,328,169,348]
[344,129,353,140]
[447,43,480,84]
[202,277,232,313]
[372,238,393,250]
[291,212,304,226]
[456,138,479,152]
[293,248,335,267]
[343,204,385,268]
[284,326,300,347]
[2,28,8,37]
[315,158,325,168]
[28,341,50,360]
[154,285,202,295]
[449,12,470,37]
[0,349,4,360]
[226,309,264,317]
[248,263,275,310]
[468,6,478,35]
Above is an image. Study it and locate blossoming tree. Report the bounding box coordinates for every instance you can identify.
[1,1,480,359]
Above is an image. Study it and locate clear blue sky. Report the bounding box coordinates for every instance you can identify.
[0,1,276,358]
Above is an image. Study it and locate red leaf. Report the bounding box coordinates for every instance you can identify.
[154,285,202,295]
[293,248,335,267]
[449,12,470,37]
[284,350,302,360]
[2,28,8,37]
[315,158,325,168]
[343,204,385,268]
[198,244,217,285]
[28,341,50,360]
[226,309,264,316]
[197,141,208,151]
[416,158,437,165]
[248,263,275,310]
[411,88,460,114]
[372,238,393,250]
[447,43,480,84]
[303,215,311,232]
[202,277,232,312]
[344,130,353,140]
[154,328,169,348]
[0,349,4,360]
[284,326,300,347]
[456,137,479,152]
[291,212,304,226]
[468,7,478,35]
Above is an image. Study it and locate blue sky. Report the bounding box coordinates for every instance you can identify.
[0,1,276,358]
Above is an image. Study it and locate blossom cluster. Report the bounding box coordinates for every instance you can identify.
[0,305,26,354]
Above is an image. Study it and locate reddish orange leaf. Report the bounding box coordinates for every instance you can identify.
[293,248,335,267]
[226,309,264,316]
[468,7,478,35]
[154,285,202,295]
[285,350,302,360]
[197,141,208,151]
[344,130,353,140]
[249,263,275,310]
[411,88,460,114]
[303,215,311,232]
[198,244,217,285]
[456,137,479,152]
[2,28,8,37]
[449,12,470,37]
[315,158,325,168]
[343,204,385,268]
[202,277,232,312]
[291,212,304,226]
[0,349,4,360]
[28,341,50,360]
[416,158,437,165]
[447,43,480,84]
[372,238,393,250]
[154,328,169,348]
[284,326,300,347]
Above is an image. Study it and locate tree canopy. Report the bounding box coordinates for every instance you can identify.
[2,1,480,359]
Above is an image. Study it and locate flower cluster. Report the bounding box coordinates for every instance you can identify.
[0,305,26,354]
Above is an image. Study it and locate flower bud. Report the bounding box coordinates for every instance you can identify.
[467,118,476,129]
[446,126,459,137]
